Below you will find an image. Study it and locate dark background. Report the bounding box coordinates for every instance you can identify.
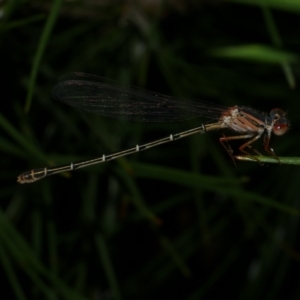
[1,1,300,299]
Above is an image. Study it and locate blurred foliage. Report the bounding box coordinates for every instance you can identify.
[1,0,300,299]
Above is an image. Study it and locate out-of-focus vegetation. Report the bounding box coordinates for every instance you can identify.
[1,1,300,299]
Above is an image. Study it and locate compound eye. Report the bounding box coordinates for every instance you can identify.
[270,108,289,136]
[273,122,289,136]
[270,108,285,120]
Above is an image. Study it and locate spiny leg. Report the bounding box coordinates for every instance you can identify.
[219,133,262,163]
[263,134,280,163]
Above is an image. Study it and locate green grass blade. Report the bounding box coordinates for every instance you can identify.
[210,44,298,63]
[25,0,63,112]
[235,155,300,165]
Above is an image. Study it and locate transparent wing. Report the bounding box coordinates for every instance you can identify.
[52,72,225,122]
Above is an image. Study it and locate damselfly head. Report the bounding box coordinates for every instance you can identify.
[270,108,289,136]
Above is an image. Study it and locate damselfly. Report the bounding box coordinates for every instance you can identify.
[17,72,290,184]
